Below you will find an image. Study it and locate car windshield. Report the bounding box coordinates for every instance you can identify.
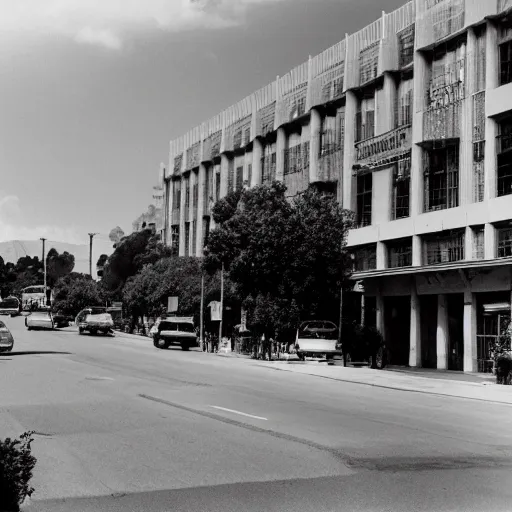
[159,322,195,333]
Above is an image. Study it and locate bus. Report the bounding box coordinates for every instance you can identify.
[0,296,21,316]
[21,285,52,311]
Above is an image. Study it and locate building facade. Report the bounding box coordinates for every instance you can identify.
[162,0,512,373]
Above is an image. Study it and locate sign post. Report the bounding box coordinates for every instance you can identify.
[167,296,178,314]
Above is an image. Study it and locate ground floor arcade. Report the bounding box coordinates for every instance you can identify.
[355,262,512,373]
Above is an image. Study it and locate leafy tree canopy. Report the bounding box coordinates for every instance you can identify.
[52,273,104,316]
[46,248,75,287]
[204,182,353,337]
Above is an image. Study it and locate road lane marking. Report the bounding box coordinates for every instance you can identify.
[209,406,268,421]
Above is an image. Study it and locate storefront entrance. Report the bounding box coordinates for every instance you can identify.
[420,295,438,368]
[384,296,410,366]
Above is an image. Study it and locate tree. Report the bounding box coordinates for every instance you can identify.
[109,226,125,245]
[203,183,353,339]
[10,257,43,296]
[46,248,75,287]
[52,273,104,316]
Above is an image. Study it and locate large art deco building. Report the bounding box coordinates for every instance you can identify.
[162,0,512,373]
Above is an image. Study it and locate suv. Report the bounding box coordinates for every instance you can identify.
[76,307,114,336]
[152,316,198,351]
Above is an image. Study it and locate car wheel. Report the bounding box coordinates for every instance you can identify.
[375,347,386,369]
[27,326,32,331]
[154,338,168,349]
[78,327,84,335]
[181,343,190,351]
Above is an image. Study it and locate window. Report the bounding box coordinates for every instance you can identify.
[353,244,377,271]
[393,156,411,219]
[475,28,486,92]
[497,119,512,197]
[236,166,244,190]
[355,97,375,142]
[184,223,190,257]
[397,80,413,127]
[247,164,252,187]
[215,171,221,202]
[173,180,181,209]
[359,43,379,85]
[320,109,344,156]
[233,129,243,149]
[192,220,197,255]
[203,218,210,250]
[425,230,465,265]
[244,127,251,146]
[171,226,179,255]
[185,178,190,208]
[356,173,372,227]
[192,182,198,210]
[387,238,412,268]
[398,25,415,68]
[499,25,512,86]
[284,145,304,175]
[227,159,234,193]
[497,227,512,258]
[262,152,277,183]
[424,144,459,212]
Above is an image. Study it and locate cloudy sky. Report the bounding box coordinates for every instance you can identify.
[0,0,405,245]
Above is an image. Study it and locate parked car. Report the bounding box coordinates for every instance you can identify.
[0,296,21,317]
[0,320,14,352]
[25,308,54,330]
[152,316,198,351]
[52,311,71,329]
[295,320,341,361]
[76,307,114,336]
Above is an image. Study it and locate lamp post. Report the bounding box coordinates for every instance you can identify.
[219,261,224,350]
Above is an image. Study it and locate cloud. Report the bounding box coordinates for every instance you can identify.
[0,0,287,50]
[0,192,85,245]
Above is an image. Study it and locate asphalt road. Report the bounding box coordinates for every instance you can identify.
[1,315,512,512]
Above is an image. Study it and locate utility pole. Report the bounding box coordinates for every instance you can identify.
[200,273,205,350]
[88,233,98,277]
[40,238,47,306]
[218,262,224,350]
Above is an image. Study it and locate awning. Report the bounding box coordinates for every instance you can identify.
[483,303,510,314]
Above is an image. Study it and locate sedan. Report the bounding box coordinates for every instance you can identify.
[25,310,54,330]
[0,321,14,352]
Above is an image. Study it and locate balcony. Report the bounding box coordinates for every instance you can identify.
[354,124,412,171]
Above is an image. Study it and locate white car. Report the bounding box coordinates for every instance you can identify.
[25,309,54,330]
[295,320,341,361]
[76,307,114,336]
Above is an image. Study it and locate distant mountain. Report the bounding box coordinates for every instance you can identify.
[0,239,115,279]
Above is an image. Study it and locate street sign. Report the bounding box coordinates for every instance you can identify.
[209,301,222,321]
[167,296,178,313]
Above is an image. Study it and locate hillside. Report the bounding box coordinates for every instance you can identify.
[0,239,115,279]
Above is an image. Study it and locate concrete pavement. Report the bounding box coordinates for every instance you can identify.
[1,315,512,511]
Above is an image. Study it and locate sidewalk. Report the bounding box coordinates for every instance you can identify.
[244,358,512,405]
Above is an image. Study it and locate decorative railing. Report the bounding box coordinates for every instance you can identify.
[354,124,412,170]
[423,101,462,141]
[416,0,465,48]
[256,102,276,138]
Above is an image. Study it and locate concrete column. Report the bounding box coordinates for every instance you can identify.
[463,290,477,373]
[178,176,186,257]
[412,235,422,266]
[382,73,397,131]
[376,241,388,270]
[436,294,449,370]
[376,292,385,339]
[220,154,230,198]
[461,28,477,206]
[164,178,172,247]
[465,226,474,261]
[484,223,496,260]
[411,51,429,217]
[196,163,207,257]
[485,22,498,201]
[409,282,421,367]
[360,295,366,325]
[252,138,263,187]
[275,127,286,182]
[309,108,322,184]
[343,90,358,211]
[189,170,197,257]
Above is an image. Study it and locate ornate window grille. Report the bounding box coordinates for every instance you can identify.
[353,244,377,272]
[173,154,183,175]
[215,170,221,202]
[257,102,276,138]
[227,159,235,193]
[398,25,415,68]
[261,152,277,184]
[203,131,222,160]
[429,0,465,42]
[235,166,244,190]
[356,173,372,227]
[475,28,486,92]
[388,238,413,268]
[393,155,411,219]
[321,109,345,156]
[171,226,179,254]
[359,42,379,86]
[497,227,512,258]
[192,220,197,255]
[397,81,413,127]
[497,118,512,197]
[473,227,485,260]
[500,38,512,86]
[425,230,465,265]
[184,177,190,209]
[424,144,459,212]
[355,99,375,142]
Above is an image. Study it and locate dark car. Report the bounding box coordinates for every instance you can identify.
[153,316,198,351]
[53,311,71,329]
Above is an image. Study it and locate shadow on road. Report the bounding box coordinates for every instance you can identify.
[0,351,72,357]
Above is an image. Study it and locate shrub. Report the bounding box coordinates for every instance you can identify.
[0,431,37,512]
